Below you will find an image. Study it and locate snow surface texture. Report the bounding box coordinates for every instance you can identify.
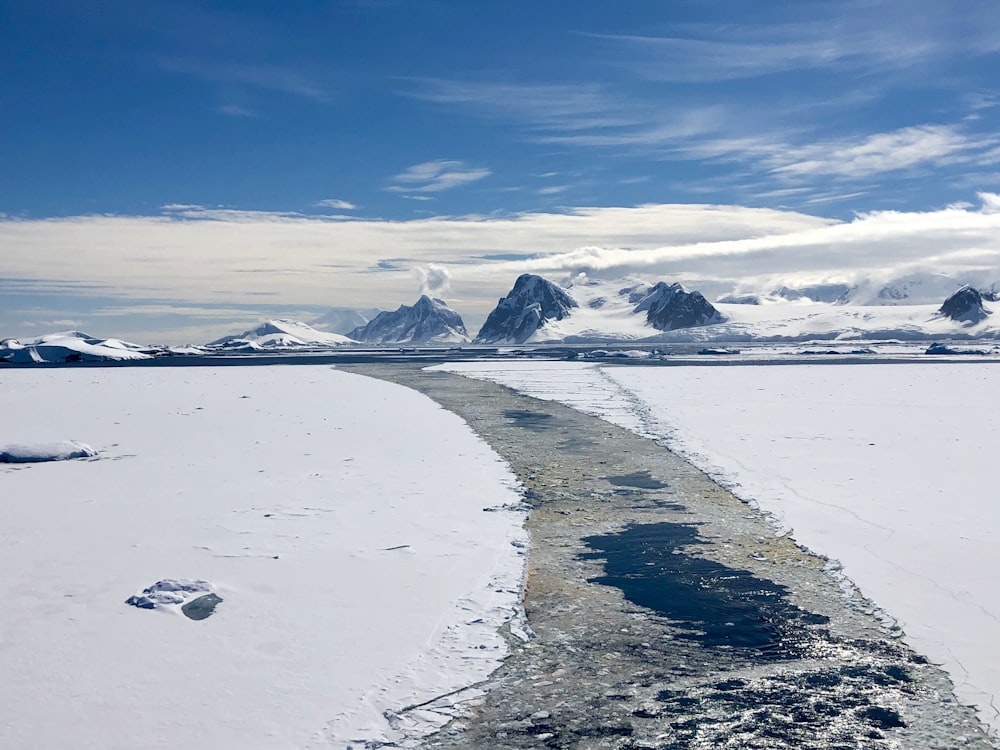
[434,360,1000,735]
[0,366,527,749]
[0,440,97,463]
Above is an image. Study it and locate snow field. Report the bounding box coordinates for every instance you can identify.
[0,366,527,749]
[436,360,1000,735]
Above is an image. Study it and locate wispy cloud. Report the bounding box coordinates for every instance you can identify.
[407,78,638,132]
[161,203,206,212]
[771,125,1000,179]
[315,199,358,210]
[405,77,733,154]
[158,57,329,101]
[588,2,1000,83]
[589,29,917,83]
[215,103,259,117]
[18,319,84,329]
[386,160,491,193]
[403,76,999,195]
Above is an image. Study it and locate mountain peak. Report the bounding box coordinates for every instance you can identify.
[208,319,355,348]
[633,282,724,331]
[348,297,469,345]
[938,285,991,324]
[474,274,578,344]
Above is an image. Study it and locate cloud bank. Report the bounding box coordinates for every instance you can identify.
[4,196,1000,341]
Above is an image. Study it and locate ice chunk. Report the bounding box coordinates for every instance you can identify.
[0,441,97,463]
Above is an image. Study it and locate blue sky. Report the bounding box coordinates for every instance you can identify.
[3,0,1000,342]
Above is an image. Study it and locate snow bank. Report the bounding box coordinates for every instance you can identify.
[0,366,526,748]
[436,360,1000,735]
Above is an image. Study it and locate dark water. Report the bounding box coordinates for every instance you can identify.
[503,409,554,431]
[605,471,666,489]
[581,522,828,659]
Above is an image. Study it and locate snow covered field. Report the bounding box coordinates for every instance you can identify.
[0,366,527,749]
[436,360,1000,734]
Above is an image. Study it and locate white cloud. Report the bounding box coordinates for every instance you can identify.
[161,203,206,212]
[315,199,358,210]
[474,195,1000,293]
[414,264,451,297]
[386,160,491,193]
[979,192,1000,214]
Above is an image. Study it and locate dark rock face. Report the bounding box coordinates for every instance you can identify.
[475,274,578,344]
[348,295,469,344]
[938,286,991,323]
[632,282,723,331]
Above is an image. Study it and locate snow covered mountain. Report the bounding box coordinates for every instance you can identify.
[865,272,1000,306]
[633,282,723,331]
[207,319,356,350]
[721,273,1000,307]
[771,283,853,304]
[309,307,382,335]
[474,275,722,344]
[0,331,157,363]
[347,296,470,345]
[469,274,1000,344]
